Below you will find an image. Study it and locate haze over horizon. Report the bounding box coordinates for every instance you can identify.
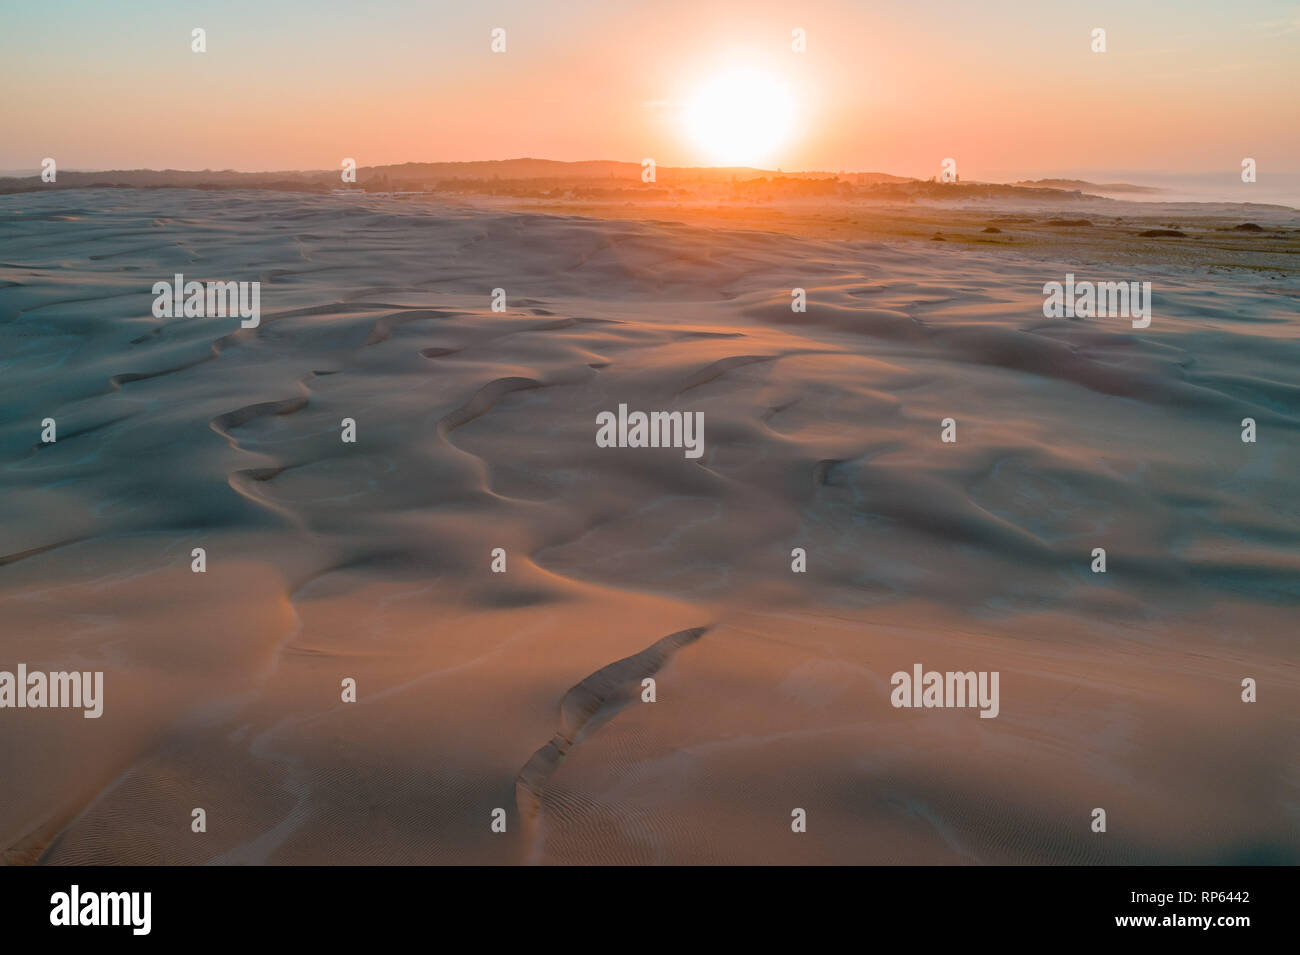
[5,157,1295,206]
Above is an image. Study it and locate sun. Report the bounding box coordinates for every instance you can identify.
[682,69,796,167]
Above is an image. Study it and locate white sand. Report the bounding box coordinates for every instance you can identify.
[0,189,1297,864]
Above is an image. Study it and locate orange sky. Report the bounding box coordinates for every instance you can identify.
[3,0,1298,180]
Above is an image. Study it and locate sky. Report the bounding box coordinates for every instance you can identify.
[2,0,1298,182]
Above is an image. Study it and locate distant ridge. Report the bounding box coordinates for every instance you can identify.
[0,158,913,194]
[1012,178,1163,195]
[0,160,1184,205]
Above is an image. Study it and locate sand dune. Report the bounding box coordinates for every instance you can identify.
[1,189,1297,864]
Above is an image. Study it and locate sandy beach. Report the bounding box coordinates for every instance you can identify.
[1,188,1297,865]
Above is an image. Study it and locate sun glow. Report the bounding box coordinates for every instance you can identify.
[683,69,796,167]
